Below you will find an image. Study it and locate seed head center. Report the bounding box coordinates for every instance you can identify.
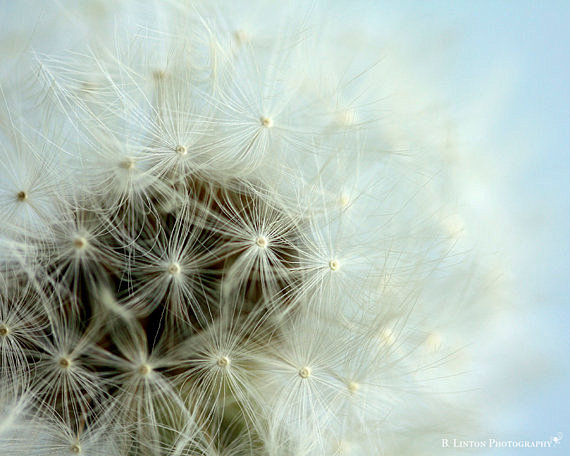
[16,190,28,202]
[58,357,72,369]
[256,236,268,248]
[120,157,135,170]
[260,116,273,128]
[138,363,152,376]
[217,356,230,368]
[168,262,182,276]
[348,381,359,393]
[329,259,340,271]
[175,145,187,156]
[0,325,9,337]
[298,366,311,379]
[73,236,88,250]
[70,444,82,453]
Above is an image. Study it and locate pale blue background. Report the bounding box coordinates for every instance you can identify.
[328,1,569,455]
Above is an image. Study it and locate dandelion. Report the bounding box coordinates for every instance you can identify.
[0,118,65,241]
[0,1,504,455]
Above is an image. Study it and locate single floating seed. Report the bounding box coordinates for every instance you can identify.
[217,356,230,368]
[329,259,340,271]
[70,444,81,453]
[0,325,9,337]
[298,366,311,379]
[260,116,273,128]
[175,145,187,156]
[16,190,28,202]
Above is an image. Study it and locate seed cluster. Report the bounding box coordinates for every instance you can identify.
[0,175,315,453]
[0,2,492,455]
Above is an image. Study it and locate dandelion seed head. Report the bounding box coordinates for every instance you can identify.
[329,259,340,271]
[58,357,72,369]
[256,236,268,249]
[347,381,359,394]
[217,356,230,368]
[119,157,135,170]
[260,116,273,128]
[72,236,88,251]
[175,145,187,156]
[0,2,499,453]
[298,366,311,379]
[138,363,152,376]
[168,262,182,276]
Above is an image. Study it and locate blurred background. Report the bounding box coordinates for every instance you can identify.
[326,1,569,454]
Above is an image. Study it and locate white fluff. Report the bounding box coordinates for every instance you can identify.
[0,1,506,455]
